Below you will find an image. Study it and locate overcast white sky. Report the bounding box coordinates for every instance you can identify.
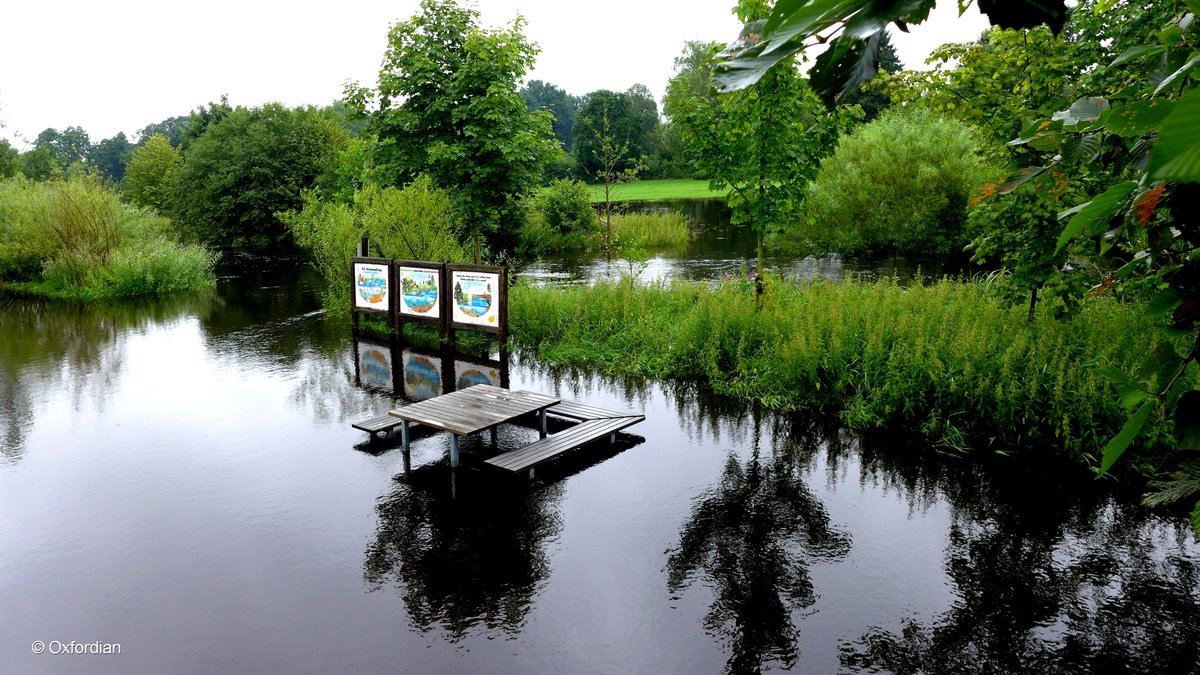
[0,1,990,150]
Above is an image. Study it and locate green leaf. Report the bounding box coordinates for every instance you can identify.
[1140,343,1183,392]
[997,165,1046,193]
[810,32,884,107]
[1108,44,1165,68]
[1105,99,1175,137]
[1013,119,1060,142]
[1052,97,1110,127]
[1056,181,1137,253]
[1147,287,1183,318]
[1157,26,1184,47]
[1153,52,1200,95]
[1187,2,1200,15]
[1062,134,1101,165]
[1149,88,1200,182]
[1176,391,1200,449]
[1098,399,1154,475]
[1097,364,1151,411]
[1029,131,1064,152]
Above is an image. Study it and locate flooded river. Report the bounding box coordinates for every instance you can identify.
[1,257,1197,674]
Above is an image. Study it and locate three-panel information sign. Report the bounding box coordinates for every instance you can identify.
[351,257,508,344]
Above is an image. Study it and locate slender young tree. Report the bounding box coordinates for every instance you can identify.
[666,0,849,275]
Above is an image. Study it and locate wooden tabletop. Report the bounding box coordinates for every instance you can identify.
[387,384,560,436]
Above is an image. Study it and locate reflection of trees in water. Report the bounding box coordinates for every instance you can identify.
[196,256,338,370]
[288,345,388,426]
[364,466,563,639]
[666,412,851,673]
[513,350,654,412]
[0,296,208,463]
[839,436,1200,675]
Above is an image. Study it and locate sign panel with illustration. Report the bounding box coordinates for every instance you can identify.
[356,340,394,392]
[352,258,392,314]
[396,262,443,322]
[401,349,443,400]
[449,267,504,331]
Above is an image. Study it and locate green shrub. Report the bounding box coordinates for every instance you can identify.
[283,176,471,307]
[537,179,597,235]
[0,175,215,298]
[519,179,598,255]
[777,106,996,258]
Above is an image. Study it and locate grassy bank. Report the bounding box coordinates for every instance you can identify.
[510,278,1186,462]
[521,209,691,255]
[584,179,728,202]
[0,176,216,299]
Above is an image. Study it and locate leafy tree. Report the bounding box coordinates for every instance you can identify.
[178,96,232,153]
[345,0,558,263]
[579,105,645,251]
[521,80,581,150]
[173,103,349,250]
[89,132,132,183]
[573,88,660,179]
[1001,4,1200,529]
[122,134,181,212]
[137,116,189,147]
[667,1,848,273]
[886,26,1075,152]
[19,146,56,181]
[778,106,994,259]
[967,185,1090,320]
[33,126,90,173]
[323,100,368,138]
[0,139,17,179]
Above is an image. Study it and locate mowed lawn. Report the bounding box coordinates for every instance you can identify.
[579,179,729,202]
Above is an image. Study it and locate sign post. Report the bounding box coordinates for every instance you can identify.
[445,264,508,353]
[350,256,396,332]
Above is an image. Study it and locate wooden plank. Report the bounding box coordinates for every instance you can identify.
[352,414,406,434]
[547,400,638,421]
[485,415,645,473]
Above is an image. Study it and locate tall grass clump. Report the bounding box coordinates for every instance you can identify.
[611,210,689,249]
[283,176,471,309]
[0,175,215,298]
[511,277,1186,461]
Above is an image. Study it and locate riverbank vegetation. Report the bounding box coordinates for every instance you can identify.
[511,277,1187,463]
[283,177,471,308]
[0,176,215,299]
[519,179,690,255]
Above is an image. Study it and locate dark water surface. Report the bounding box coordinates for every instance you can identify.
[520,199,958,285]
[2,259,1198,674]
